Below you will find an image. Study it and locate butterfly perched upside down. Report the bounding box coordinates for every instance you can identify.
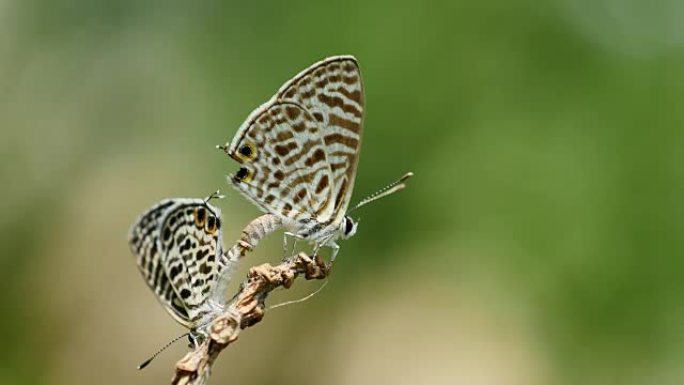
[218,55,411,261]
[127,194,230,346]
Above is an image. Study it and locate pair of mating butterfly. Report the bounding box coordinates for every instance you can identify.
[128,56,411,366]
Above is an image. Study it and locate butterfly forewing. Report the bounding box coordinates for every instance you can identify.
[227,56,364,233]
[128,199,223,328]
[276,56,364,223]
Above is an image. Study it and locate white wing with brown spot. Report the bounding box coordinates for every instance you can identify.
[224,56,364,239]
[227,101,334,231]
[128,199,224,329]
[276,56,364,225]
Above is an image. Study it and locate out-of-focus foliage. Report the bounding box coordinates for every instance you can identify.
[1,1,682,384]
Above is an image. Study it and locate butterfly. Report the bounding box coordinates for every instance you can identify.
[128,194,228,352]
[218,55,411,260]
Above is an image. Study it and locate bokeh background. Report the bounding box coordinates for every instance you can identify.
[2,1,683,384]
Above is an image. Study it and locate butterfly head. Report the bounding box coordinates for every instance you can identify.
[341,215,358,240]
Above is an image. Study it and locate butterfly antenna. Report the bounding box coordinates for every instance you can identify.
[268,280,329,311]
[348,172,413,213]
[204,190,225,203]
[137,332,189,370]
[216,144,228,152]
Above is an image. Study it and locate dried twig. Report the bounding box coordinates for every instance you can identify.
[171,252,330,385]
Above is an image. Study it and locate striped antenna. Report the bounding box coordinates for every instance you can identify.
[348,172,413,213]
[137,333,189,370]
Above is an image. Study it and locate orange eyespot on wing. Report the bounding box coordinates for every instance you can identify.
[236,142,257,161]
[234,167,254,184]
[194,207,206,228]
[205,215,218,234]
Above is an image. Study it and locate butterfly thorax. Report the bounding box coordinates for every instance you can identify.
[289,215,357,245]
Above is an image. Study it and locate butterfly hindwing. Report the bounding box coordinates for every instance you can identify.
[128,199,223,328]
[158,200,223,324]
[228,102,334,228]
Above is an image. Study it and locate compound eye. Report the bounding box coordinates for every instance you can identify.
[344,217,355,235]
[237,143,256,161]
[194,207,206,227]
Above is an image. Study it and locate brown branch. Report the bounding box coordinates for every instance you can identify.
[171,252,331,385]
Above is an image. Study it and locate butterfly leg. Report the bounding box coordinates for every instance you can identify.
[329,241,340,262]
[282,232,299,260]
[188,332,201,349]
[312,238,339,263]
[312,242,323,258]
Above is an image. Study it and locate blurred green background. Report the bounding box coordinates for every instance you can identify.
[2,0,683,384]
